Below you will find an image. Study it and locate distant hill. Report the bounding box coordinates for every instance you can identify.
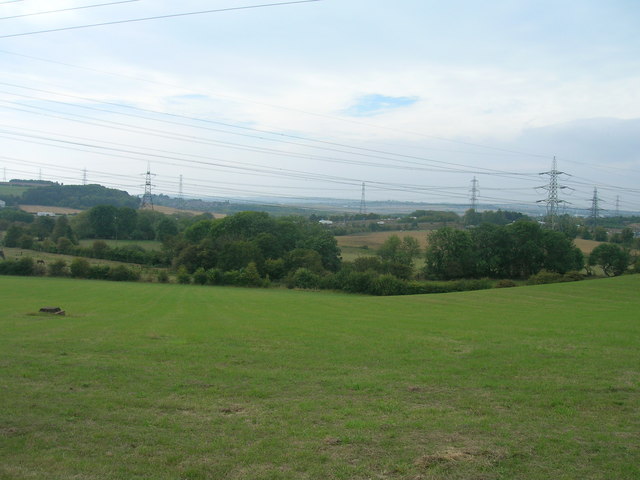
[20,184,139,209]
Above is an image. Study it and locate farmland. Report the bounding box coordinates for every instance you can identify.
[337,229,607,262]
[1,275,639,479]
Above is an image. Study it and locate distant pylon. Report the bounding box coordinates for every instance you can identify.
[469,176,479,211]
[590,187,602,228]
[537,156,570,229]
[615,195,620,217]
[140,163,156,210]
[178,174,185,209]
[359,182,366,215]
[82,168,87,186]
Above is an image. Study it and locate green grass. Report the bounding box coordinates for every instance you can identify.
[78,239,163,251]
[1,275,639,479]
[0,184,30,196]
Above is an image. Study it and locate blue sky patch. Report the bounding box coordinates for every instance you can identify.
[345,94,419,117]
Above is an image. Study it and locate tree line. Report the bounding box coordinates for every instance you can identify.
[1,206,637,295]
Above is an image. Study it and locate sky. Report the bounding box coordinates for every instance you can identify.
[0,0,639,214]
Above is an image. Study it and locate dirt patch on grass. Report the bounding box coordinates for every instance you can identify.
[415,446,507,470]
[220,405,245,415]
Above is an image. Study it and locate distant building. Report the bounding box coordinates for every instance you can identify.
[318,219,333,225]
[36,211,56,217]
[0,199,5,208]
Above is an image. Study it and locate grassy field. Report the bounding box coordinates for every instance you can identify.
[336,230,431,250]
[337,230,431,265]
[78,239,164,251]
[0,185,30,197]
[1,275,639,479]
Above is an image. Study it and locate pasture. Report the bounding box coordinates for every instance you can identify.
[1,275,639,479]
[0,185,30,197]
[78,239,164,251]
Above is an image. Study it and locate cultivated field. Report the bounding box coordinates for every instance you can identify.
[338,230,605,260]
[1,275,639,479]
[337,230,431,263]
[18,204,83,215]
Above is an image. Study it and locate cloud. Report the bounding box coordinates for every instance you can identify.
[343,94,419,117]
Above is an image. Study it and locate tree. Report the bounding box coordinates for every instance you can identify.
[541,230,584,274]
[506,221,545,278]
[593,227,608,242]
[589,244,630,276]
[31,216,55,241]
[620,227,634,246]
[3,224,25,247]
[51,215,77,244]
[156,216,179,241]
[88,205,117,238]
[114,207,138,240]
[424,228,475,279]
[378,235,420,266]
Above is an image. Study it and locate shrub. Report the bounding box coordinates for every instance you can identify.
[341,270,378,294]
[156,269,169,283]
[562,271,585,282]
[176,266,191,284]
[206,268,224,285]
[528,270,563,285]
[88,264,110,280]
[239,262,262,287]
[0,257,35,276]
[287,267,320,290]
[222,270,241,286]
[70,258,91,278]
[192,267,208,285]
[108,265,140,282]
[370,274,408,296]
[495,279,517,288]
[56,237,74,254]
[48,259,68,277]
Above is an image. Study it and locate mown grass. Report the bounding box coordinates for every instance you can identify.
[1,275,639,479]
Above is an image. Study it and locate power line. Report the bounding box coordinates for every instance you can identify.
[0,0,141,21]
[0,47,551,159]
[0,82,543,180]
[0,0,322,38]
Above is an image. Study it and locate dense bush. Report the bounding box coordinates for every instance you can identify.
[0,257,36,276]
[107,265,140,282]
[287,267,320,290]
[70,258,91,278]
[48,259,69,277]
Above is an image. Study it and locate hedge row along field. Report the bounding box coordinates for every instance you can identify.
[1,275,639,479]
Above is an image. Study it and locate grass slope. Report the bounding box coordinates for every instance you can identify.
[1,276,639,479]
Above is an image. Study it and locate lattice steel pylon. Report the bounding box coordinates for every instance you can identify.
[359,182,366,215]
[140,163,156,210]
[537,156,570,229]
[469,176,479,211]
[178,174,185,209]
[590,187,602,229]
